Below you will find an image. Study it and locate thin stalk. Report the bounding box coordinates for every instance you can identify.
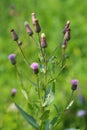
[31,35,38,46]
[16,41,30,66]
[38,33,44,58]
[15,64,30,101]
[36,74,43,111]
[43,48,47,101]
[15,64,24,89]
[53,91,74,129]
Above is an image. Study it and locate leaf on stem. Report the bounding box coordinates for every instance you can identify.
[51,116,58,128]
[21,89,28,100]
[40,110,50,120]
[42,92,54,107]
[46,120,51,130]
[15,104,39,129]
[66,100,74,110]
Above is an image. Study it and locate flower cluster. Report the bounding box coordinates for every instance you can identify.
[8,12,79,130]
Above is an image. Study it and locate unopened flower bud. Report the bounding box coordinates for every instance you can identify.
[30,62,39,74]
[41,33,47,48]
[62,40,67,49]
[10,29,19,41]
[8,54,16,65]
[18,40,22,46]
[63,20,70,34]
[34,19,41,33]
[64,28,71,41]
[71,79,78,91]
[24,21,33,36]
[11,88,17,97]
[31,13,37,25]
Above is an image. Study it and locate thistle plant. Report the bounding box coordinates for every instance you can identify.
[8,13,78,130]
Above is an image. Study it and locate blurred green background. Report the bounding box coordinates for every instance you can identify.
[0,0,87,130]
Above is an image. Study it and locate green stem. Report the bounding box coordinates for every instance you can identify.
[53,91,74,129]
[43,48,47,101]
[16,41,30,66]
[15,64,30,101]
[38,33,44,58]
[15,64,24,89]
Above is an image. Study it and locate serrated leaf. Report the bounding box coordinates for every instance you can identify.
[42,92,54,107]
[15,104,39,129]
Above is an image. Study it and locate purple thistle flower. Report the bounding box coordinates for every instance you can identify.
[11,88,17,97]
[71,79,78,90]
[30,62,39,74]
[8,54,16,65]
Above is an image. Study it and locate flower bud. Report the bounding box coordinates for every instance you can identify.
[64,28,71,41]
[8,54,16,65]
[41,33,47,48]
[34,19,41,33]
[31,13,37,25]
[63,20,70,34]
[10,29,19,41]
[62,40,67,49]
[18,40,22,46]
[71,79,78,91]
[11,88,17,97]
[30,62,39,74]
[24,21,33,36]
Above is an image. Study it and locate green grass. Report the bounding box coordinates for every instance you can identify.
[0,0,87,130]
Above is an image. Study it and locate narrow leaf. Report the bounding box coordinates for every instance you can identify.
[54,104,59,113]
[21,89,28,100]
[29,79,38,88]
[42,92,54,107]
[46,120,51,130]
[40,110,50,120]
[15,104,39,129]
[51,116,58,127]
[66,100,74,110]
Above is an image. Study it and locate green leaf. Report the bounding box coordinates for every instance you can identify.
[46,120,51,130]
[46,86,51,97]
[66,100,74,110]
[21,89,28,100]
[54,104,59,113]
[64,128,80,130]
[42,92,54,107]
[40,110,50,120]
[15,104,39,129]
[29,79,38,88]
[51,116,58,127]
